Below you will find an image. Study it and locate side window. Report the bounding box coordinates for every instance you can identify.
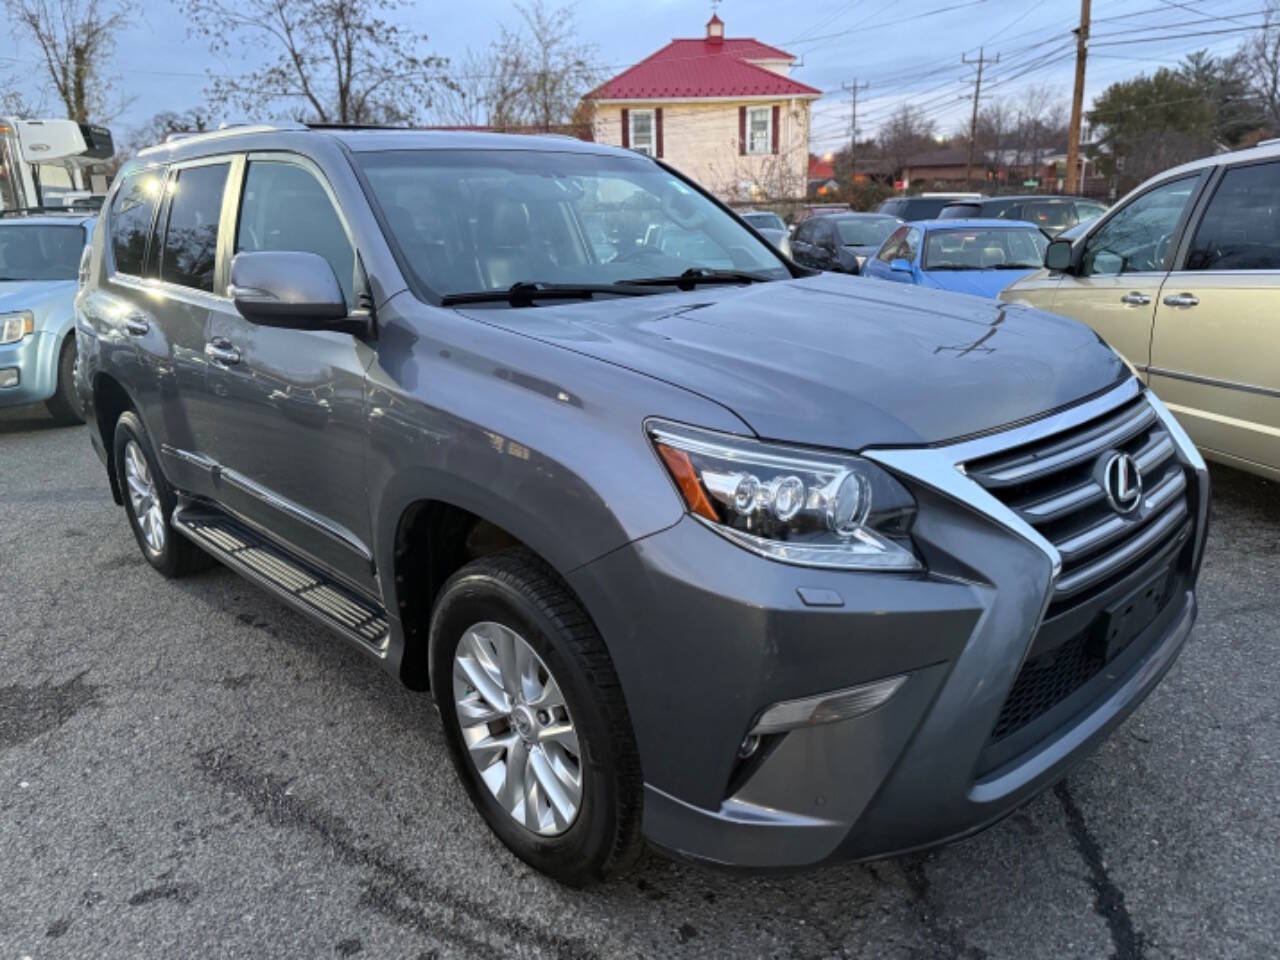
[236,161,354,304]
[1025,201,1075,234]
[794,220,815,244]
[1081,176,1197,276]
[109,169,164,276]
[159,163,229,293]
[816,221,836,249]
[878,225,908,262]
[1185,161,1280,271]
[902,227,922,262]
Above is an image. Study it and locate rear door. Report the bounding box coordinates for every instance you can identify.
[1044,173,1205,368]
[203,153,377,593]
[1149,158,1280,475]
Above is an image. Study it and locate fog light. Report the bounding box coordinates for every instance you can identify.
[0,367,18,389]
[738,734,760,758]
[750,674,907,735]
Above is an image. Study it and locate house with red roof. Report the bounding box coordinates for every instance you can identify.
[585,14,821,202]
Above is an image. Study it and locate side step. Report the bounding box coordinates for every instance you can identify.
[173,505,390,654]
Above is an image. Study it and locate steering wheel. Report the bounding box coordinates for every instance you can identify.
[612,245,667,264]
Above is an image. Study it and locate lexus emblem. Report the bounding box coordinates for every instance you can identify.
[1104,453,1143,514]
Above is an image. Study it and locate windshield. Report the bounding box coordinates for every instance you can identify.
[357,150,790,297]
[835,217,900,246]
[922,227,1048,270]
[0,224,85,281]
[742,212,785,232]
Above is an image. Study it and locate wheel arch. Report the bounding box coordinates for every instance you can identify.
[91,371,139,505]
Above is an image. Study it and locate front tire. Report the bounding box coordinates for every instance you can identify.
[43,336,85,425]
[113,411,210,578]
[430,549,643,886]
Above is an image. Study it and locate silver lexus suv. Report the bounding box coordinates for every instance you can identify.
[76,123,1208,884]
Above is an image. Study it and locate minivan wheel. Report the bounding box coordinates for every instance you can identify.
[43,336,85,426]
[113,411,210,578]
[430,549,643,886]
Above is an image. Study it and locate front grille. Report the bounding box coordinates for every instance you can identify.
[967,393,1193,745]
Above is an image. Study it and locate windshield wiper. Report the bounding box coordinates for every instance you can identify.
[441,281,656,308]
[618,267,772,291]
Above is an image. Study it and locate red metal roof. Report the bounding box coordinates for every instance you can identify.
[809,155,835,180]
[589,37,821,101]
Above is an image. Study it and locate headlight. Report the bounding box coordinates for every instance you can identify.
[0,311,35,345]
[649,421,920,570]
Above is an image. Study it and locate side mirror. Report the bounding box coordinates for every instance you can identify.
[889,258,912,273]
[1044,239,1074,273]
[230,251,347,328]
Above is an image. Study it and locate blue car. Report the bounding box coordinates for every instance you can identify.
[861,218,1048,299]
[0,212,94,423]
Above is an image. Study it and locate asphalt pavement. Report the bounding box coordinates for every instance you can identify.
[1,404,1276,959]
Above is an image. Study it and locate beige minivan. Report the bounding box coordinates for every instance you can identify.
[1002,143,1280,481]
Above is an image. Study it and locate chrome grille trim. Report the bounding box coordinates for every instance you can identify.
[1054,503,1189,599]
[1054,469,1187,563]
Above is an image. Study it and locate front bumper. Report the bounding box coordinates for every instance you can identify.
[567,382,1209,869]
[0,331,59,407]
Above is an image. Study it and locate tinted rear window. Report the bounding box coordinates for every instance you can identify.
[109,170,163,275]
[159,163,229,293]
[938,203,982,220]
[901,198,952,220]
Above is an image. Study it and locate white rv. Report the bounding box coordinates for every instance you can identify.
[0,118,114,212]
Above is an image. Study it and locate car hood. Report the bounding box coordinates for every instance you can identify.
[456,273,1127,449]
[919,268,1037,299]
[0,279,77,328]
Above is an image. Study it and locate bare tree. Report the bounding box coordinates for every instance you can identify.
[431,2,601,133]
[1245,1,1280,132]
[875,104,937,180]
[123,107,220,155]
[4,0,131,121]
[181,0,449,124]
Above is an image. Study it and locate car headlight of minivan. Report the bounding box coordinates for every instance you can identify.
[0,311,35,345]
[649,421,920,570]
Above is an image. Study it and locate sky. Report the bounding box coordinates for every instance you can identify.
[0,0,1268,152]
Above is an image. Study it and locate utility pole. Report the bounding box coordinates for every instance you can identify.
[962,47,997,190]
[1065,0,1091,194]
[842,79,869,182]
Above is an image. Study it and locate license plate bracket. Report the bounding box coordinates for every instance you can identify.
[1093,566,1174,663]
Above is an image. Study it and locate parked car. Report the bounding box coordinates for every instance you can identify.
[876,193,982,222]
[1002,141,1280,481]
[79,125,1207,885]
[0,209,94,423]
[787,203,850,233]
[862,219,1049,297]
[938,195,1109,237]
[791,212,902,272]
[739,210,793,258]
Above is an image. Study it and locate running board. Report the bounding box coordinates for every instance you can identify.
[172,505,390,654]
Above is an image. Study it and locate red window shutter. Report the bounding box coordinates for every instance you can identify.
[621,108,630,148]
[739,106,746,155]
[656,108,664,158]
[771,105,780,154]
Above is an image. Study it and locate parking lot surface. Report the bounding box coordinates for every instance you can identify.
[1,405,1276,959]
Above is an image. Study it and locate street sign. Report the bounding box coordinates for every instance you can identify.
[1023,179,1040,187]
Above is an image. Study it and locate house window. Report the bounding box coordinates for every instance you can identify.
[629,109,655,156]
[747,106,771,155]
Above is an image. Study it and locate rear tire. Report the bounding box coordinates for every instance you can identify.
[113,411,211,578]
[43,336,85,426]
[430,548,643,886]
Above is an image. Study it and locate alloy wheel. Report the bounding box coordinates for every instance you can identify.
[124,440,165,554]
[452,621,583,835]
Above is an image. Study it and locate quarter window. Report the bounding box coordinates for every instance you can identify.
[1185,161,1280,271]
[159,163,229,292]
[1081,176,1196,276]
[109,169,164,276]
[747,106,771,155]
[236,161,354,303]
[877,225,908,262]
[629,110,655,157]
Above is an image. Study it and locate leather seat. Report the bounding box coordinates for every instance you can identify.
[477,199,552,289]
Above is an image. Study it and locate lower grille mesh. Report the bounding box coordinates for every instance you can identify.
[989,634,1105,743]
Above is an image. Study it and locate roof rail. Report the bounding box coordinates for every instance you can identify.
[1254,137,1280,148]
[137,121,309,156]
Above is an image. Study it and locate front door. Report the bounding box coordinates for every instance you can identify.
[1046,174,1204,369]
[203,154,377,595]
[1149,159,1280,475]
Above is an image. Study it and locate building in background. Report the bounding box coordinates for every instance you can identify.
[586,15,819,202]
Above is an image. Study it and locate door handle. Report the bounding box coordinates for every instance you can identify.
[123,316,150,336]
[1163,293,1199,307]
[1120,292,1150,306]
[204,339,242,366]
